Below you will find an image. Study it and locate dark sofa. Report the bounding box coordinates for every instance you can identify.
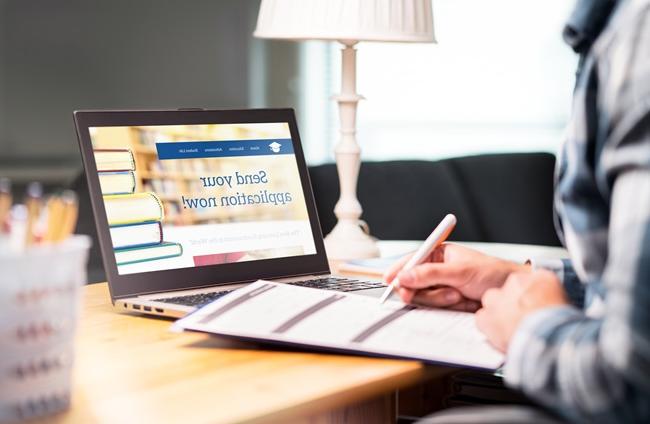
[308,152,560,246]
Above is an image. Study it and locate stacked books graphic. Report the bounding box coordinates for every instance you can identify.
[94,149,183,266]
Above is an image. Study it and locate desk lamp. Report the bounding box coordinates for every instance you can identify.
[254,0,435,260]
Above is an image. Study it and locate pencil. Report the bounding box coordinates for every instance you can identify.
[0,177,11,233]
[43,195,65,243]
[56,190,79,242]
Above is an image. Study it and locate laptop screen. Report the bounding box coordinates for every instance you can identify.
[88,122,318,276]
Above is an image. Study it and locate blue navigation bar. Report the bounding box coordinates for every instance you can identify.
[155,138,294,160]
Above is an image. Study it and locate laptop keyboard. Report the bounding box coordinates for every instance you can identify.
[286,277,385,292]
[152,291,232,307]
[152,278,385,308]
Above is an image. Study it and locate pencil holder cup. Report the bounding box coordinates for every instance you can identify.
[0,235,90,422]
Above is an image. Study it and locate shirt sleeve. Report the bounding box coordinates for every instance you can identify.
[506,166,650,422]
[505,5,650,421]
[527,257,584,307]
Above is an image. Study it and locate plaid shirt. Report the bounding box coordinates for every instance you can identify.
[504,0,650,422]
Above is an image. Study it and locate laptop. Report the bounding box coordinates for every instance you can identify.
[74,108,387,318]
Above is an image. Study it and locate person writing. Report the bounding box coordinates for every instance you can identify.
[386,0,650,422]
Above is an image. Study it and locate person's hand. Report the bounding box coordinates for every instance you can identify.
[475,269,569,352]
[384,243,529,311]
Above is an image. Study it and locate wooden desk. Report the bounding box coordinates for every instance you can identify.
[47,286,444,424]
[45,241,567,424]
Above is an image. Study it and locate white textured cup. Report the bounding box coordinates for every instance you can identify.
[0,235,90,422]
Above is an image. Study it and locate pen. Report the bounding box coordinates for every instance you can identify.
[379,213,457,304]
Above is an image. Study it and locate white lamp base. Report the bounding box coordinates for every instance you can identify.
[322,41,381,261]
[324,219,379,260]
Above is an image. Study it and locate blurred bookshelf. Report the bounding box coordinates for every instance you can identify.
[90,124,295,226]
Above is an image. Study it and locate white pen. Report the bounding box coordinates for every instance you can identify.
[379,214,457,304]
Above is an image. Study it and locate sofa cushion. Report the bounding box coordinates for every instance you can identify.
[308,153,560,246]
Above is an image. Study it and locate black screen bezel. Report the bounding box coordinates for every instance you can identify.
[74,108,330,300]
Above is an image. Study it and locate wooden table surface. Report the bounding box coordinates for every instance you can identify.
[42,283,446,424]
[39,241,568,423]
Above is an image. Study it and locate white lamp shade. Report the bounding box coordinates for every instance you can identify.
[254,0,435,43]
